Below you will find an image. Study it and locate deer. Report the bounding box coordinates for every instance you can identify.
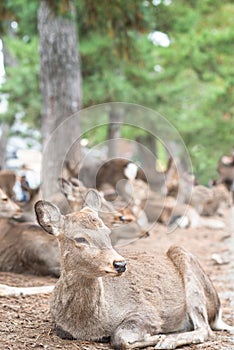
[0,169,16,198]
[95,158,148,190]
[13,185,41,222]
[217,150,234,188]
[216,149,234,204]
[58,176,149,245]
[0,188,60,277]
[142,195,225,230]
[0,187,21,218]
[35,190,234,349]
[191,183,232,217]
[114,165,226,230]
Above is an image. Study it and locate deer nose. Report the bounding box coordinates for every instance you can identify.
[113,260,127,273]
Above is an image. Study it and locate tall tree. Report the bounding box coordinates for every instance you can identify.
[38,0,81,197]
[38,0,81,146]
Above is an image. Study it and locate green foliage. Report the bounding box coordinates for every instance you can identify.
[0,0,233,184]
[80,29,156,107]
[0,0,38,36]
[144,0,234,183]
[0,36,41,128]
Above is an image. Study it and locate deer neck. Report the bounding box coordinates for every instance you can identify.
[57,271,108,327]
[61,270,105,306]
[0,218,9,224]
[0,218,13,236]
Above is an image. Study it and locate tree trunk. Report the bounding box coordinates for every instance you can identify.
[107,105,123,158]
[0,39,18,169]
[38,0,81,198]
[136,133,157,169]
[0,123,9,169]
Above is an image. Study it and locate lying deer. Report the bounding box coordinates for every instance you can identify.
[115,172,226,230]
[35,190,233,349]
[217,150,234,189]
[0,169,16,198]
[0,188,60,277]
[59,177,149,245]
[0,187,21,218]
[190,184,231,217]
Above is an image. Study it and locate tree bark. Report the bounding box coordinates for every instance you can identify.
[107,105,123,158]
[38,0,82,197]
[0,39,18,169]
[0,123,9,169]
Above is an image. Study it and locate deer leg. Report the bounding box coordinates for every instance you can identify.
[127,303,213,349]
[114,246,220,349]
[127,326,211,349]
[167,246,220,327]
[111,313,161,350]
[133,247,220,349]
[211,309,234,333]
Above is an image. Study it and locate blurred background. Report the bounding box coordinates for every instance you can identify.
[0,0,233,186]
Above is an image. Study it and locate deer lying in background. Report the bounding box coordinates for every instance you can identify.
[35,191,234,349]
[191,183,231,217]
[143,195,225,230]
[164,157,195,202]
[115,166,226,230]
[59,177,149,245]
[216,150,234,204]
[0,169,16,198]
[0,188,60,277]
[95,158,147,190]
[0,187,21,218]
[13,185,41,222]
[164,158,230,223]
[217,150,234,188]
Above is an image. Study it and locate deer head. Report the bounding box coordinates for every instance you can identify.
[35,190,126,277]
[0,188,21,218]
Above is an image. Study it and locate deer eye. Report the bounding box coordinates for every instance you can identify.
[74,237,89,245]
[2,197,8,202]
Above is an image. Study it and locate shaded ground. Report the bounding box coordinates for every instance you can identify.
[0,209,234,350]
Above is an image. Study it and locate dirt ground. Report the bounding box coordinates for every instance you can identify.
[0,209,234,350]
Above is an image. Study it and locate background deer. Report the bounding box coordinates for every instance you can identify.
[0,188,60,276]
[0,187,21,218]
[59,177,149,245]
[35,190,233,350]
[0,169,16,198]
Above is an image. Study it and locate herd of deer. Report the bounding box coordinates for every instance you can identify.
[0,152,234,349]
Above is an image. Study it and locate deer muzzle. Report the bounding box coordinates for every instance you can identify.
[113,260,127,274]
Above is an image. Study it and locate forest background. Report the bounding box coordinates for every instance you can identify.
[0,0,233,184]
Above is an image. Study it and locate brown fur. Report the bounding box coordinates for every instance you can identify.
[0,188,60,276]
[0,170,16,198]
[191,184,231,216]
[96,159,147,190]
[59,177,149,245]
[35,192,233,349]
[0,187,21,218]
[217,154,234,186]
[0,219,59,276]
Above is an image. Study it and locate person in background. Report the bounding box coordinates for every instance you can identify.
[20,175,30,203]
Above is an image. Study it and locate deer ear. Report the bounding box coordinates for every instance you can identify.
[58,177,72,196]
[35,200,64,236]
[84,190,101,211]
[69,177,83,187]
